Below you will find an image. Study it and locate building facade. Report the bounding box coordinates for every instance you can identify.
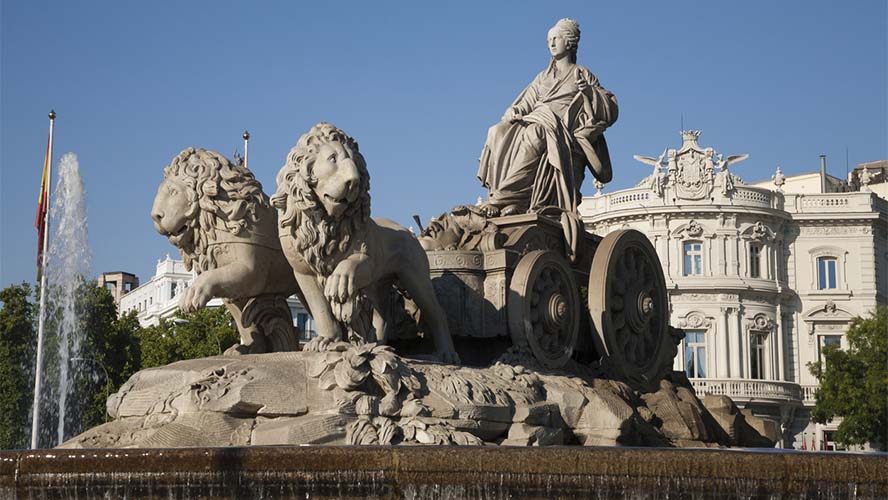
[579,131,888,450]
[115,255,316,342]
[98,271,139,306]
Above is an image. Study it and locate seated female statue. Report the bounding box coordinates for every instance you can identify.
[477,18,618,217]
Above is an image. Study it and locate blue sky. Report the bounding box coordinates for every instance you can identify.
[2,1,886,288]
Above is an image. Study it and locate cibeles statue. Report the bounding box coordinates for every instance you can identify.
[478,18,618,217]
[271,122,461,364]
[64,22,778,451]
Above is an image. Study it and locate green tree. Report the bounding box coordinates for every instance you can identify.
[809,306,888,450]
[0,283,37,449]
[73,284,142,430]
[139,306,238,369]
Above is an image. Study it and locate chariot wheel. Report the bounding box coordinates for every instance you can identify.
[508,250,580,369]
[589,230,671,391]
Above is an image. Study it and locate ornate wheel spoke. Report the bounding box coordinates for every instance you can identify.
[589,230,673,392]
[508,250,580,369]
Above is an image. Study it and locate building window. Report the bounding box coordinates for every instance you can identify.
[683,241,703,276]
[749,243,761,278]
[750,333,766,380]
[171,282,178,297]
[818,334,842,365]
[817,257,837,289]
[683,330,706,378]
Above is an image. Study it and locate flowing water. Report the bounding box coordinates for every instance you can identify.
[30,152,94,447]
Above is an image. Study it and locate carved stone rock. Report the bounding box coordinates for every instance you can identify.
[61,345,771,449]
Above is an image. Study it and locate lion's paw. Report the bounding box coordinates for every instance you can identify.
[303,335,341,353]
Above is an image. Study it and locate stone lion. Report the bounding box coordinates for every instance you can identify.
[271,122,460,364]
[151,147,304,353]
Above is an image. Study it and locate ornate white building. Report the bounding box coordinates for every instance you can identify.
[111,255,316,341]
[580,131,887,450]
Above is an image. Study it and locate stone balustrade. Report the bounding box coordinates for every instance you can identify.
[802,384,818,405]
[731,187,775,209]
[787,191,884,214]
[690,378,803,404]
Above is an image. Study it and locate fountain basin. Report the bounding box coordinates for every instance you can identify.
[2,446,886,499]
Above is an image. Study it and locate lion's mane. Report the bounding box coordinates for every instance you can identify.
[271,122,371,277]
[163,147,269,272]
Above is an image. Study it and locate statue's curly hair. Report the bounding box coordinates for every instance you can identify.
[162,147,269,272]
[271,122,371,276]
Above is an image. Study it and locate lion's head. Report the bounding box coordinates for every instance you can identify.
[152,147,269,272]
[271,122,371,276]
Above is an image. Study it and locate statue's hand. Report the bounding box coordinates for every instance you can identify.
[576,77,588,92]
[502,107,522,123]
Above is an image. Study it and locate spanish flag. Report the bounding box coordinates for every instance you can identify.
[35,133,51,280]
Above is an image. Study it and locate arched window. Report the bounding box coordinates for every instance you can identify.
[683,241,703,276]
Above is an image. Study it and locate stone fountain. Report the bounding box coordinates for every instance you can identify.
[4,17,885,499]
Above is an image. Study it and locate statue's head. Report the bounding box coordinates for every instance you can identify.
[272,123,371,275]
[547,18,580,63]
[274,122,370,221]
[152,147,267,271]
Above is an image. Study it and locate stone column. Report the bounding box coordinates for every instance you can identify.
[776,305,785,381]
[727,236,738,277]
[729,308,742,378]
[718,307,730,378]
[666,236,674,279]
[740,311,750,379]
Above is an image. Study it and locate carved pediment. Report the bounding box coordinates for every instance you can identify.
[747,313,775,332]
[740,221,775,242]
[678,311,712,329]
[803,300,853,321]
[802,300,854,335]
[672,219,713,239]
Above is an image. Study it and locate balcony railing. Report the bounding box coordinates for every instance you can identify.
[802,385,818,405]
[689,378,803,404]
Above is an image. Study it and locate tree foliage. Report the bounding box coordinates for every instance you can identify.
[809,306,888,450]
[73,284,142,431]
[0,283,36,449]
[139,306,238,369]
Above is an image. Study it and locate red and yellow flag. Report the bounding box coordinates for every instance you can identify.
[35,133,51,279]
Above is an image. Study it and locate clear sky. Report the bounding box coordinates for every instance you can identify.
[2,1,886,289]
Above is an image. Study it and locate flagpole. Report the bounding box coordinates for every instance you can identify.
[243,130,250,170]
[31,110,55,449]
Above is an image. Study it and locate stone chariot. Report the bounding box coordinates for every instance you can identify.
[420,209,681,392]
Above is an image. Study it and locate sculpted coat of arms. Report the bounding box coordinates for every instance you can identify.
[669,131,714,200]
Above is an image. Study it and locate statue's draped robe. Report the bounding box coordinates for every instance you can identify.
[478,64,618,213]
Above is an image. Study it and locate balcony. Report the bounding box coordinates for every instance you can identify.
[689,378,803,405]
[802,385,818,406]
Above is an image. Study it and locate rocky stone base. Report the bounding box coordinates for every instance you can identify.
[62,344,774,449]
